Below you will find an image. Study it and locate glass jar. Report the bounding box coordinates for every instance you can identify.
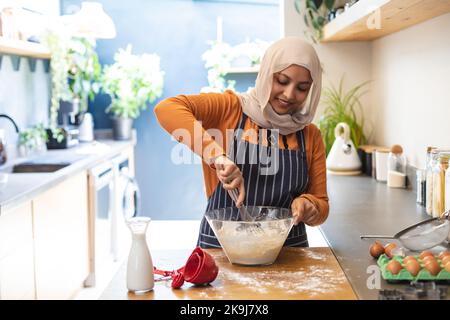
[432,153,450,218]
[426,148,439,216]
[416,169,425,205]
[446,165,450,213]
[387,144,406,188]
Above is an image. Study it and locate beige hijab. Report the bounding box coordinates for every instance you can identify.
[238,37,322,135]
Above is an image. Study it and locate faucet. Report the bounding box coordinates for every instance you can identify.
[0,114,20,133]
[0,114,20,165]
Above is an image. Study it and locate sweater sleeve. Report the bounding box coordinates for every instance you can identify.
[154,91,241,166]
[300,124,329,226]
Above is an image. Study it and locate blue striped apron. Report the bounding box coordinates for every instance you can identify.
[197,113,309,248]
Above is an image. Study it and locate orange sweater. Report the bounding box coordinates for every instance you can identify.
[154,90,329,226]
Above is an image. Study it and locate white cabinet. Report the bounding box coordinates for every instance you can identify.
[33,172,89,299]
[0,201,35,299]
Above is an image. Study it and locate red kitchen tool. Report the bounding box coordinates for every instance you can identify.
[153,247,219,289]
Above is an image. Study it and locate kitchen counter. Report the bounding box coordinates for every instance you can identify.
[0,130,135,214]
[321,174,450,300]
[100,247,357,300]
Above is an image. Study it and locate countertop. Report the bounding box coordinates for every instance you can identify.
[0,131,135,214]
[321,174,450,300]
[100,247,357,300]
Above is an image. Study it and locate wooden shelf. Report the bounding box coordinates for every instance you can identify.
[322,0,450,42]
[225,66,259,74]
[0,37,51,59]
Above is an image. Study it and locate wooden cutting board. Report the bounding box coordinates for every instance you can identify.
[100,247,357,300]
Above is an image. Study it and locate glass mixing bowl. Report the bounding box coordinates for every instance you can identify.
[205,206,294,266]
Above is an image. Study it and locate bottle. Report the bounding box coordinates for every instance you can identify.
[425,148,438,216]
[0,129,7,165]
[432,153,450,218]
[445,165,450,213]
[126,217,154,293]
[387,144,406,188]
[416,169,425,205]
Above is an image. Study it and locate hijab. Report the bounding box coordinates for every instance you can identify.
[237,37,322,135]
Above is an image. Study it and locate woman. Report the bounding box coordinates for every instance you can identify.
[154,36,328,248]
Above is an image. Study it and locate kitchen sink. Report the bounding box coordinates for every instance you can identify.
[0,154,85,173]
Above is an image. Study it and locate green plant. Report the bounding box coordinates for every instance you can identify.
[18,124,48,156]
[317,77,369,156]
[294,0,335,43]
[101,45,165,119]
[41,30,72,130]
[200,39,270,93]
[67,37,102,112]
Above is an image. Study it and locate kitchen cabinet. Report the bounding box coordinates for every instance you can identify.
[322,0,450,42]
[33,172,89,299]
[0,201,35,299]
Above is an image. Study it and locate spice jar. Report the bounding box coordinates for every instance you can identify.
[387,144,406,188]
[432,153,450,218]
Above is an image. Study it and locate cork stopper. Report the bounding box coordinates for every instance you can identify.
[390,144,403,154]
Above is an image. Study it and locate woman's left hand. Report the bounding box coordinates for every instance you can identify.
[291,197,320,226]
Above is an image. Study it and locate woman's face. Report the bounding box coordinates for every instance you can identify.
[269,64,312,115]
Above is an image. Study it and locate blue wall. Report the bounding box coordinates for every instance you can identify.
[61,0,280,219]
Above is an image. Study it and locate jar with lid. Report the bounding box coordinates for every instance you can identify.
[387,144,406,188]
[432,153,450,218]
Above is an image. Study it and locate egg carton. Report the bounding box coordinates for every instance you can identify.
[377,254,450,282]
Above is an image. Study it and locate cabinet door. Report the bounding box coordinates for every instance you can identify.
[33,172,89,300]
[0,201,35,299]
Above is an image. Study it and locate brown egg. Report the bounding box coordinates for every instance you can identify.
[445,261,450,273]
[369,241,385,258]
[384,243,397,258]
[438,250,450,260]
[424,260,441,276]
[402,256,417,265]
[441,255,450,266]
[386,260,402,275]
[421,255,437,265]
[404,260,421,277]
[419,250,434,260]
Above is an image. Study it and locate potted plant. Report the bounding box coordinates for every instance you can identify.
[294,0,336,43]
[101,45,165,140]
[317,77,370,156]
[18,123,48,157]
[66,37,102,125]
[41,30,101,148]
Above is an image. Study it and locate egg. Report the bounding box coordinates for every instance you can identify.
[369,241,385,258]
[404,259,421,277]
[424,260,441,276]
[419,250,434,260]
[438,250,450,260]
[445,261,450,273]
[441,255,450,266]
[386,260,402,275]
[421,255,437,265]
[402,256,417,265]
[384,243,397,258]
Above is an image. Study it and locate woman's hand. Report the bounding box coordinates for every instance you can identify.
[214,155,245,207]
[291,196,320,226]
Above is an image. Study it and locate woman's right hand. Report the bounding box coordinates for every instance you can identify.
[213,155,245,207]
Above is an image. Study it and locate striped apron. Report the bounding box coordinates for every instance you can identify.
[197,113,309,248]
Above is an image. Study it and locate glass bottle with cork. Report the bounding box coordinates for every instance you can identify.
[387,144,406,188]
[432,152,450,218]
